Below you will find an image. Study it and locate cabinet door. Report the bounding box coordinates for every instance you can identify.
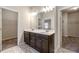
[42,39,48,53]
[30,33,36,48]
[30,37,36,48]
[49,34,54,53]
[36,38,42,52]
[24,31,30,45]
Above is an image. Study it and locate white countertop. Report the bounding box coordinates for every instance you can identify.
[24,29,55,35]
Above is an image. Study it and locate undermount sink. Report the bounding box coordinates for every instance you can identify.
[32,29,46,33]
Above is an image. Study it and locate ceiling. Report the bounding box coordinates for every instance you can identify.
[29,6,44,12]
[62,7,79,13]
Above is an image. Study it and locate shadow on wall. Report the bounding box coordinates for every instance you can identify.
[18,32,24,46]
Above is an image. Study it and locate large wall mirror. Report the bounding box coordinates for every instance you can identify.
[29,6,55,31]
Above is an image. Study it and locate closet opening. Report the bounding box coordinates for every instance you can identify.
[2,8,18,50]
[61,7,79,52]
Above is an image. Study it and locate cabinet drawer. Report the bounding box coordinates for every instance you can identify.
[42,39,48,53]
[30,36,35,39]
[36,39,42,52]
[36,34,48,40]
[24,35,29,37]
[30,38,36,48]
[30,33,34,36]
[24,35,29,38]
[41,35,48,40]
[24,31,29,35]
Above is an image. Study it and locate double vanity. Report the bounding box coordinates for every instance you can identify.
[24,29,54,53]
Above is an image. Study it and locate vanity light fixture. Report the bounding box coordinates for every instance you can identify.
[41,6,55,12]
[31,12,38,16]
[42,7,47,12]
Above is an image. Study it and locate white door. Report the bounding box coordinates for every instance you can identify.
[0,8,2,51]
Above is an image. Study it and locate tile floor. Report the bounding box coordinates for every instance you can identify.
[1,43,39,53]
[57,48,75,53]
[62,36,79,52]
[19,43,39,53]
[2,36,77,53]
[1,44,75,53]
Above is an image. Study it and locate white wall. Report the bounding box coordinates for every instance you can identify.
[28,13,37,29]
[23,9,37,30]
[23,8,31,30]
[62,12,68,37]
[68,12,79,37]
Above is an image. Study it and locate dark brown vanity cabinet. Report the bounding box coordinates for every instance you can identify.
[35,34,49,53]
[36,38,42,52]
[30,33,36,48]
[24,31,30,45]
[24,31,54,53]
[35,34,42,52]
[42,38,49,53]
[49,34,54,52]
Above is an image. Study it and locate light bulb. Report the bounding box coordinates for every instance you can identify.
[31,12,37,16]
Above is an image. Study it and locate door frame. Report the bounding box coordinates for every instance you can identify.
[56,6,75,52]
[0,7,18,51]
[0,8,2,51]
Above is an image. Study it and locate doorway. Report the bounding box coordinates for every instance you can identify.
[61,7,79,52]
[2,8,18,50]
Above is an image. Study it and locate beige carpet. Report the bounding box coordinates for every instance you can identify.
[1,46,24,53]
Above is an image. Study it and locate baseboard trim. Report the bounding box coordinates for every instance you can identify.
[2,36,17,41]
[63,36,79,38]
